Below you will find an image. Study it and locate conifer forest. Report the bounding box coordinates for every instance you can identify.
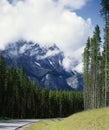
[0,55,83,119]
[83,0,109,110]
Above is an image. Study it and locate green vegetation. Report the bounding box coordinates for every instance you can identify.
[83,25,102,109]
[0,55,83,119]
[27,107,109,130]
[0,117,12,120]
[83,0,109,110]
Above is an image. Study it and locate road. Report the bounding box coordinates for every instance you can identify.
[0,119,40,130]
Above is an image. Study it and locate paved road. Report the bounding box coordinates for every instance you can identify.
[0,119,40,130]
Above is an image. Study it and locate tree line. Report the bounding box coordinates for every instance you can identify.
[0,55,83,119]
[83,0,109,110]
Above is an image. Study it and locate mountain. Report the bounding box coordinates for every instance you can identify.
[0,40,83,91]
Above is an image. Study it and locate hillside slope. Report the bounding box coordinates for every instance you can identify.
[27,107,109,130]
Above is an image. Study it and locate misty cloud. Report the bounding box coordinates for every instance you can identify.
[0,0,92,72]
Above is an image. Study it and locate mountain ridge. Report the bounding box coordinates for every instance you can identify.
[0,40,83,91]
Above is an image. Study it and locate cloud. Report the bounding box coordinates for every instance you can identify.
[37,49,60,60]
[57,0,88,10]
[62,46,85,72]
[0,0,92,72]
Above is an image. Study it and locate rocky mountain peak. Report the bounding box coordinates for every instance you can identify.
[0,40,83,91]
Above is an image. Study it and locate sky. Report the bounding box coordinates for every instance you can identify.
[0,0,104,72]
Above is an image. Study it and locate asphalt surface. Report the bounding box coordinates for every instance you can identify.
[0,119,40,130]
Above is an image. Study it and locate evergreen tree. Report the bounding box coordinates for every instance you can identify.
[0,55,84,118]
[83,37,91,110]
[0,55,6,116]
[83,25,101,110]
[100,0,109,106]
[90,25,101,108]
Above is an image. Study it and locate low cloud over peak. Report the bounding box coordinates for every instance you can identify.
[0,0,92,72]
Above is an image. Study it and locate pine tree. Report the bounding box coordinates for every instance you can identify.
[90,25,101,108]
[0,55,6,116]
[0,55,84,118]
[83,25,101,110]
[100,0,109,106]
[83,37,91,110]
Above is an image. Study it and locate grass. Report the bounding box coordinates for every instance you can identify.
[27,107,109,130]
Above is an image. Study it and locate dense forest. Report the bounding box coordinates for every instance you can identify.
[83,0,109,110]
[0,55,83,119]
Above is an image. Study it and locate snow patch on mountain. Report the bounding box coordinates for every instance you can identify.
[35,62,41,67]
[19,44,29,54]
[37,49,60,60]
[0,40,83,90]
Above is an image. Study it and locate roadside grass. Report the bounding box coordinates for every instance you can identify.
[27,107,109,130]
